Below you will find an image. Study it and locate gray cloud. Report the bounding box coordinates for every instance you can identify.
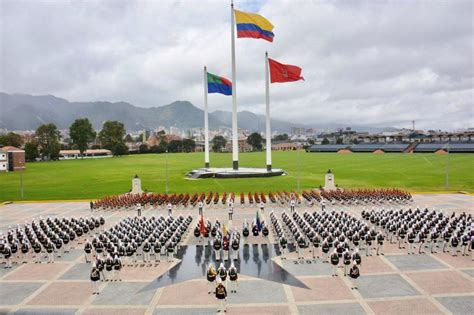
[0,0,472,131]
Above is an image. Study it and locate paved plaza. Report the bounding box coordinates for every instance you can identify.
[0,194,473,315]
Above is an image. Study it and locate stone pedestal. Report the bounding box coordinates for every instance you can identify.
[324,169,336,190]
[131,174,143,194]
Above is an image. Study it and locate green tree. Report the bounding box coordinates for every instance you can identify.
[124,134,134,143]
[308,139,315,145]
[24,141,39,162]
[322,138,330,145]
[273,133,289,141]
[336,137,343,144]
[0,132,23,148]
[156,141,168,153]
[182,139,196,153]
[212,135,227,152]
[167,140,182,153]
[98,121,128,156]
[247,132,263,151]
[69,118,96,157]
[35,123,61,160]
[139,143,149,154]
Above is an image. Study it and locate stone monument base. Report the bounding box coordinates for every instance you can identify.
[186,167,286,179]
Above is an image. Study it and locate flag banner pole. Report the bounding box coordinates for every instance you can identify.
[231,0,239,170]
[265,51,272,171]
[204,66,210,169]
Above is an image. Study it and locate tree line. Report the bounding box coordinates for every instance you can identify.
[0,120,306,163]
[0,119,198,162]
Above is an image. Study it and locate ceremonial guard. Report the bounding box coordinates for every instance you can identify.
[46,241,55,263]
[290,197,296,213]
[84,239,93,263]
[349,262,360,290]
[330,249,339,276]
[376,231,384,256]
[215,278,227,313]
[142,239,151,264]
[167,240,175,262]
[429,228,439,253]
[207,263,217,294]
[321,238,330,263]
[231,235,239,260]
[96,255,105,281]
[136,203,142,217]
[227,201,234,221]
[279,235,288,259]
[198,201,204,216]
[20,241,29,263]
[153,240,161,264]
[364,233,372,256]
[398,226,406,249]
[3,244,12,268]
[228,262,238,293]
[418,229,426,254]
[312,234,320,259]
[352,248,362,266]
[297,234,307,260]
[213,236,222,261]
[217,262,227,284]
[113,254,122,281]
[105,254,114,281]
[407,229,416,255]
[461,233,470,256]
[167,203,173,216]
[450,233,459,256]
[32,241,42,264]
[343,249,352,276]
[259,201,265,214]
[90,263,101,295]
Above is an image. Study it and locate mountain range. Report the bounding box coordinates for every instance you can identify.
[0,92,394,133]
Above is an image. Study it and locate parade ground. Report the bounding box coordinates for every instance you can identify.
[0,193,472,315]
[1,152,473,201]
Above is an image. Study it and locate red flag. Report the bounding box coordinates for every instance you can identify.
[268,58,304,83]
[199,214,206,236]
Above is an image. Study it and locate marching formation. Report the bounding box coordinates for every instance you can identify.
[85,215,192,293]
[1,216,104,268]
[362,207,473,258]
[91,188,412,211]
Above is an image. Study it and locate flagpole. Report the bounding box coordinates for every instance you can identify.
[265,51,272,171]
[231,0,239,170]
[204,66,210,169]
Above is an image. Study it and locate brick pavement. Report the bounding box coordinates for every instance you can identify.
[0,194,472,314]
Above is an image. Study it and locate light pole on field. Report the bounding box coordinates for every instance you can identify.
[165,150,169,194]
[20,160,24,199]
[445,142,449,190]
[297,148,301,192]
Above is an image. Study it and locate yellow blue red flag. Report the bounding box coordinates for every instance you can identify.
[234,9,274,42]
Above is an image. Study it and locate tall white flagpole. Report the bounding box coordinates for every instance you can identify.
[204,66,210,169]
[231,0,238,170]
[265,51,272,171]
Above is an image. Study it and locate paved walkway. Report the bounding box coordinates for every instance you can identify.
[0,194,472,315]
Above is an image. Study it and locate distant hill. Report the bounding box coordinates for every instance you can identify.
[0,92,393,133]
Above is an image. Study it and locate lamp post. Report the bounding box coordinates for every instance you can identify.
[445,143,449,190]
[297,148,301,192]
[19,160,24,199]
[165,150,169,194]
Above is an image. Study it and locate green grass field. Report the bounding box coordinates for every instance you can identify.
[0,151,473,201]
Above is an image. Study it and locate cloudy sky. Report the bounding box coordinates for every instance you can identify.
[1,0,472,131]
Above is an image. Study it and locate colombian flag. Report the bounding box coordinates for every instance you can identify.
[207,72,232,96]
[234,9,274,42]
